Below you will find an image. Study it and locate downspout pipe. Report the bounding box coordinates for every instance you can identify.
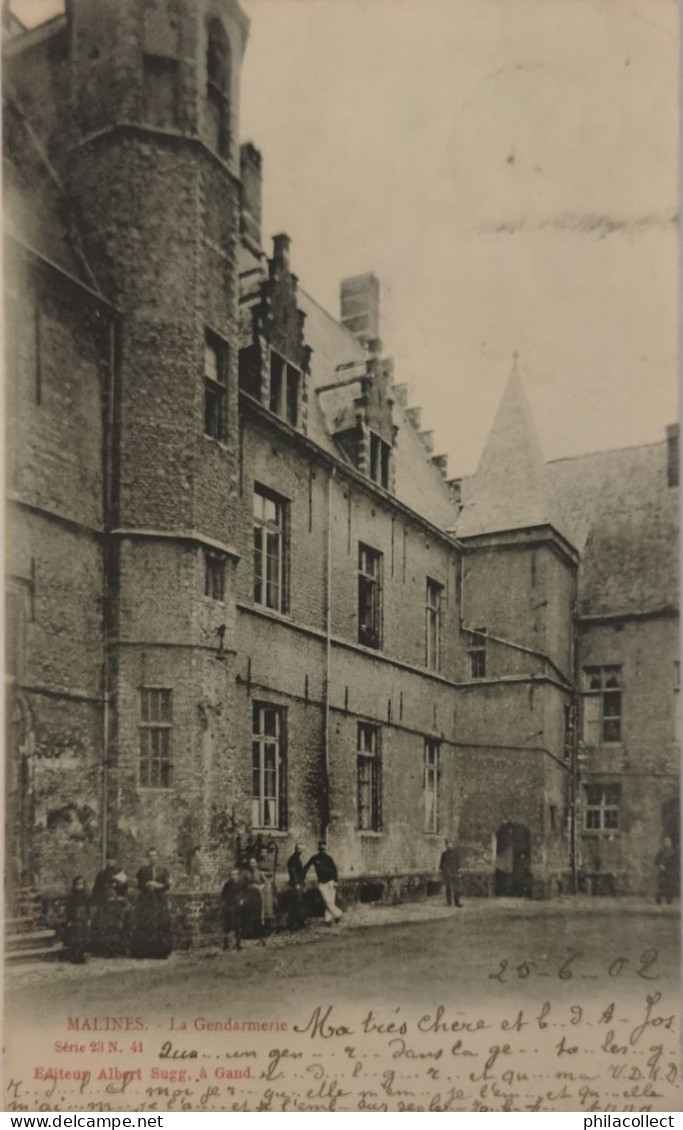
[322,466,335,838]
[101,311,118,865]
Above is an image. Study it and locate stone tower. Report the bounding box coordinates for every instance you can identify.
[65,0,250,886]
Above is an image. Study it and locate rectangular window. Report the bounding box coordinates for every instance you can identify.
[204,330,227,440]
[357,723,381,831]
[6,581,29,680]
[358,543,382,649]
[369,431,391,489]
[207,84,228,157]
[425,578,443,670]
[582,666,622,743]
[139,688,172,788]
[253,485,288,613]
[563,702,576,761]
[286,365,300,427]
[143,54,179,129]
[584,784,620,831]
[251,702,287,829]
[269,351,300,427]
[468,628,487,679]
[424,739,440,833]
[204,550,225,601]
[675,662,680,742]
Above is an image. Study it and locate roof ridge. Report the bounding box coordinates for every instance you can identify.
[548,438,667,465]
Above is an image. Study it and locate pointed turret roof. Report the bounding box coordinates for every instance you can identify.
[456,361,573,543]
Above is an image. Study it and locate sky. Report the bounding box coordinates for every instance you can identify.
[12,0,680,475]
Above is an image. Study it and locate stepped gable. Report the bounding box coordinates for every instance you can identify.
[456,366,572,543]
[302,290,455,529]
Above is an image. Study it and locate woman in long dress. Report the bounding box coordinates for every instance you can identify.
[90,858,129,957]
[131,848,173,959]
[63,876,90,963]
[241,857,265,938]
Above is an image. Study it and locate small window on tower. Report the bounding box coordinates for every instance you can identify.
[204,330,227,440]
[143,54,179,129]
[207,18,230,158]
[204,551,225,601]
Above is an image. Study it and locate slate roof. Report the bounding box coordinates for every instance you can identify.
[455,369,571,542]
[238,243,456,529]
[301,288,456,529]
[453,368,678,617]
[549,442,679,616]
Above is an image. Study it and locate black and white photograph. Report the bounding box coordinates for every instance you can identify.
[3,0,680,1114]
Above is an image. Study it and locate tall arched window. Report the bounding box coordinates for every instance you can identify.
[207,18,230,157]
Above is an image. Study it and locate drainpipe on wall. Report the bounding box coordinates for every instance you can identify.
[570,584,581,893]
[101,311,118,865]
[322,466,335,838]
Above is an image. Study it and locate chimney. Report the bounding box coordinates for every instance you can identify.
[240,142,262,251]
[341,273,381,350]
[666,423,679,487]
[272,232,291,269]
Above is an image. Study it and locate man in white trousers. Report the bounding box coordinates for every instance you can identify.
[304,840,342,925]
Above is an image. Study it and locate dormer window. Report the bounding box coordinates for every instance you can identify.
[207,18,230,157]
[269,351,300,428]
[369,431,391,489]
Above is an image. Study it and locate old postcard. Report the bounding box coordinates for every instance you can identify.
[3,0,680,1114]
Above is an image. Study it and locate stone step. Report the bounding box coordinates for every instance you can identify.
[6,943,64,964]
[5,916,42,932]
[6,929,59,950]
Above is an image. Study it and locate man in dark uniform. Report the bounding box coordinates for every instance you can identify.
[439,839,463,908]
[286,843,306,931]
[131,847,172,958]
[91,855,129,956]
[304,841,342,925]
[221,868,246,950]
[655,836,679,904]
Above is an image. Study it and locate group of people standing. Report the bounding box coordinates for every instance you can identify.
[63,848,172,963]
[221,840,342,951]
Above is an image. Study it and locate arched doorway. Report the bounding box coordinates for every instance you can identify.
[495,822,532,897]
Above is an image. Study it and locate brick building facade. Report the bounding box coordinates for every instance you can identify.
[4,0,679,917]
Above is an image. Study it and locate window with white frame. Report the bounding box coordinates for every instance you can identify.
[582,666,622,743]
[357,723,381,831]
[358,543,382,649]
[468,628,487,679]
[424,739,440,833]
[584,784,620,831]
[251,702,287,829]
[139,688,173,788]
[253,485,288,613]
[425,578,443,671]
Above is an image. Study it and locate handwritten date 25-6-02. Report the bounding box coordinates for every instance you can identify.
[488,948,661,983]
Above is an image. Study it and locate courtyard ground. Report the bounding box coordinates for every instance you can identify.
[7,895,680,1018]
